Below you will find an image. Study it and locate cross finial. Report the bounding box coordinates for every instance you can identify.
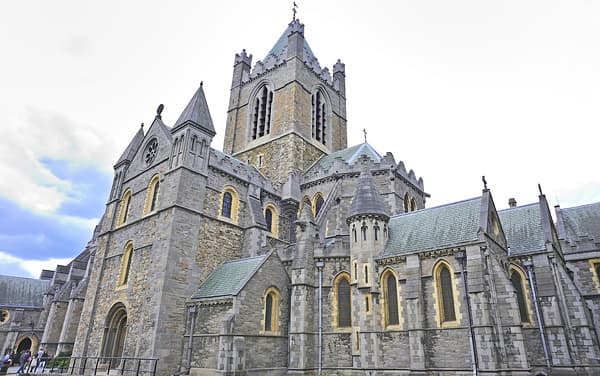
[482,175,488,190]
[363,128,367,143]
[292,2,298,21]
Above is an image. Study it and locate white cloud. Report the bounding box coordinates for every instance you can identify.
[0,108,116,215]
[0,251,72,279]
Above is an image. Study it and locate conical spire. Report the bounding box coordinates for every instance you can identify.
[173,82,215,136]
[347,164,388,221]
[114,125,144,167]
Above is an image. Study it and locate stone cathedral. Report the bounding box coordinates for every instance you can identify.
[2,16,600,376]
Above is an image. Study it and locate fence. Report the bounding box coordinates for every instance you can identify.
[0,356,159,376]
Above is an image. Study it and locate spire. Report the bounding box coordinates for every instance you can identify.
[114,126,144,167]
[347,161,388,221]
[173,82,216,136]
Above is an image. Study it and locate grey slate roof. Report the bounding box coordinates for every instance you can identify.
[191,255,266,299]
[306,143,381,174]
[115,126,144,166]
[347,169,388,219]
[263,21,320,71]
[383,197,481,256]
[173,84,215,136]
[498,203,546,254]
[0,276,49,308]
[560,202,600,244]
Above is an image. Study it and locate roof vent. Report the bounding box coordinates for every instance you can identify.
[508,198,517,208]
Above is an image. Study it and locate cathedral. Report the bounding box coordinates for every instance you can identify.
[1,15,600,376]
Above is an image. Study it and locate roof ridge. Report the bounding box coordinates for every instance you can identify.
[390,196,481,219]
[498,202,538,212]
[222,254,266,265]
[561,201,600,211]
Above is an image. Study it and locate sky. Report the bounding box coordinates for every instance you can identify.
[1,1,599,278]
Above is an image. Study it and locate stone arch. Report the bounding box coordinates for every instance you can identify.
[310,85,332,146]
[101,303,128,367]
[247,80,275,142]
[264,203,279,237]
[218,186,240,224]
[312,192,325,217]
[380,268,402,329]
[117,189,132,226]
[432,259,462,327]
[509,264,534,324]
[332,272,351,329]
[143,174,160,215]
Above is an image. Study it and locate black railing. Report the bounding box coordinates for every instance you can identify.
[1,356,158,376]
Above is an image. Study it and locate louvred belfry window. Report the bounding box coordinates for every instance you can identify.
[312,90,327,145]
[251,85,273,140]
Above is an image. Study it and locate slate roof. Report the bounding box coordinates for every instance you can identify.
[263,21,320,71]
[0,276,49,308]
[173,84,215,136]
[560,202,600,244]
[306,143,381,174]
[191,255,266,299]
[383,197,481,256]
[115,126,144,166]
[347,169,388,219]
[498,203,546,254]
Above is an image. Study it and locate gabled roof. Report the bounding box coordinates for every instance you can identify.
[498,203,546,254]
[191,255,267,299]
[173,84,215,136]
[347,169,388,219]
[559,202,600,244]
[0,275,49,308]
[263,20,320,71]
[115,126,144,166]
[383,197,481,256]
[306,143,381,174]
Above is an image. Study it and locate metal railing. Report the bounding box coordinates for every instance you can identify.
[1,356,158,376]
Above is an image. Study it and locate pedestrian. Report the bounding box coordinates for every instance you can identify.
[0,351,12,375]
[16,349,31,373]
[33,348,44,373]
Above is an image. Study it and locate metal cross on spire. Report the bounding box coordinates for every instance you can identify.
[363,128,367,143]
[292,2,298,21]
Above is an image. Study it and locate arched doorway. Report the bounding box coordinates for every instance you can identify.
[16,337,32,353]
[101,303,127,368]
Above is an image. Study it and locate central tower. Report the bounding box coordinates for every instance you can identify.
[223,19,347,185]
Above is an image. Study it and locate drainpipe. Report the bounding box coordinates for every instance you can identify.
[316,261,324,375]
[186,305,198,372]
[523,260,551,369]
[454,250,478,376]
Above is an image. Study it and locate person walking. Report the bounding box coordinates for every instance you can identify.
[16,350,30,374]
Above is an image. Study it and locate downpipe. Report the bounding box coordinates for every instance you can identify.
[523,260,552,369]
[455,250,478,376]
[316,261,324,375]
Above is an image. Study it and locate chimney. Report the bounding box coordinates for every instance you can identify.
[508,198,517,208]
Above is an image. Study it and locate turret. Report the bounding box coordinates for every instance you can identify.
[170,82,215,171]
[346,161,389,366]
[286,19,305,60]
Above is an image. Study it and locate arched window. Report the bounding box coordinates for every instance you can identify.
[117,242,134,288]
[382,270,400,327]
[264,204,279,237]
[219,187,239,223]
[313,193,324,217]
[251,85,274,140]
[222,192,232,217]
[352,226,357,243]
[117,189,132,226]
[333,273,351,328]
[404,193,410,213]
[374,223,380,241]
[435,261,457,324]
[311,89,328,145]
[410,198,417,212]
[262,287,280,333]
[510,267,530,323]
[143,175,160,214]
[101,303,128,368]
[361,222,367,241]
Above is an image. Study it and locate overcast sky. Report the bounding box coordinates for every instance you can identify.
[1,0,599,278]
